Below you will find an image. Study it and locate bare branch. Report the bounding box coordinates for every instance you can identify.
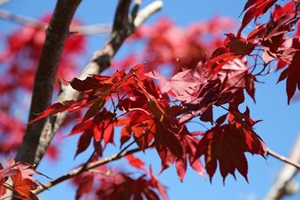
[0,0,10,7]
[265,135,300,199]
[0,9,46,29]
[73,23,112,35]
[0,9,111,36]
[34,145,149,195]
[267,148,300,169]
[134,0,163,27]
[30,0,163,168]
[14,0,82,165]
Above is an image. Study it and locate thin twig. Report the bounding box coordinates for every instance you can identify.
[0,9,47,29]
[267,148,300,170]
[0,0,10,7]
[0,9,112,36]
[73,23,111,35]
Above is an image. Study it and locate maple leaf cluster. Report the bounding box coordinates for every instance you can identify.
[237,0,300,104]
[0,14,86,156]
[72,163,167,200]
[0,155,48,200]
[31,58,266,185]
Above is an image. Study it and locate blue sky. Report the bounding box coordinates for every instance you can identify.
[1,0,300,200]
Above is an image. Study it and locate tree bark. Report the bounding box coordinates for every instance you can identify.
[15,0,82,165]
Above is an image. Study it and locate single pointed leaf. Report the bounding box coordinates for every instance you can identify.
[75,130,93,158]
[216,114,228,125]
[29,100,82,124]
[68,120,94,136]
[103,123,115,147]
[125,154,145,170]
[175,156,187,182]
[245,74,256,102]
[83,98,105,121]
[277,53,300,104]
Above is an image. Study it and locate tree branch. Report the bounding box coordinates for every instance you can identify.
[33,145,150,195]
[30,0,163,168]
[0,9,47,29]
[267,148,300,169]
[0,9,112,35]
[0,0,9,7]
[265,135,300,199]
[14,0,82,165]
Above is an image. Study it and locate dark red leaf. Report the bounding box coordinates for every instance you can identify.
[200,105,213,123]
[83,98,105,121]
[155,125,183,158]
[196,109,265,182]
[216,114,228,125]
[75,130,93,158]
[238,0,277,37]
[224,34,255,55]
[245,73,256,102]
[277,52,300,104]
[70,77,101,91]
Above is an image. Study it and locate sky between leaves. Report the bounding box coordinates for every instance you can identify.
[1,0,300,200]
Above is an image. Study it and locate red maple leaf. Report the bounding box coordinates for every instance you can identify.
[11,171,38,200]
[0,163,7,196]
[278,51,300,104]
[145,70,200,102]
[125,154,146,170]
[29,99,86,124]
[92,168,168,200]
[238,0,277,37]
[196,109,266,183]
[68,109,116,157]
[175,129,205,181]
[0,155,49,200]
[2,155,49,188]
